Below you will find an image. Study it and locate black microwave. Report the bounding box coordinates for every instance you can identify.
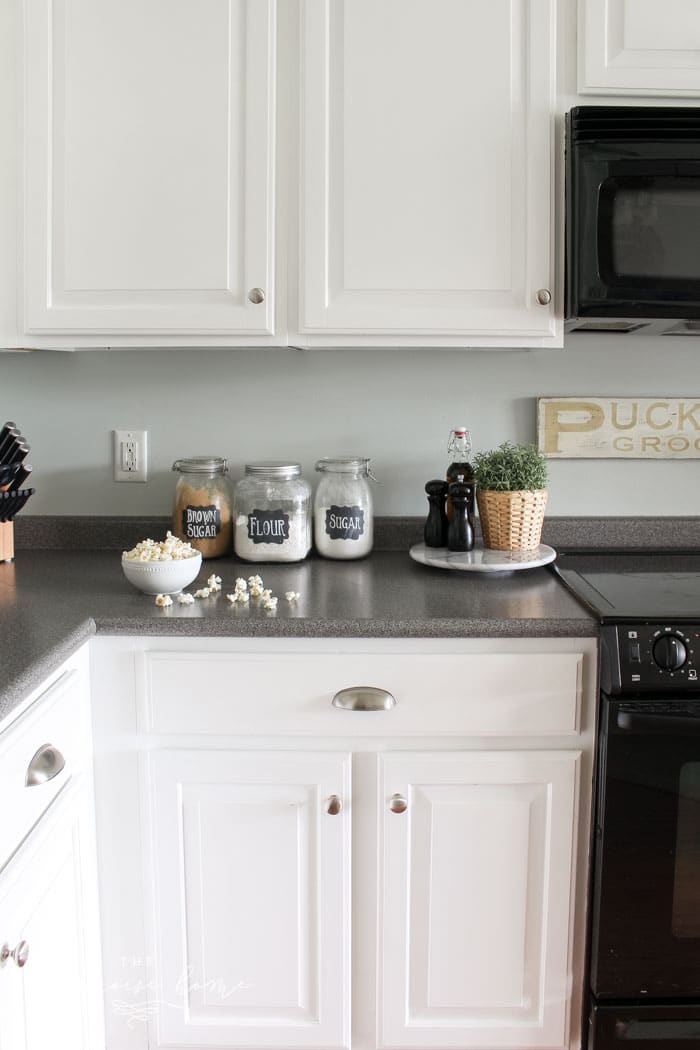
[566,106,700,335]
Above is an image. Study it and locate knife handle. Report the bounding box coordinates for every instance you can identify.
[13,464,32,488]
[0,428,19,463]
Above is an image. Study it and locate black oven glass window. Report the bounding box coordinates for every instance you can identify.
[599,176,700,283]
[672,761,700,939]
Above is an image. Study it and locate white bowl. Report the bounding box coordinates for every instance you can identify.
[121,552,202,595]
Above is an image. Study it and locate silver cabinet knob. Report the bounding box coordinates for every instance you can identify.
[388,793,408,814]
[326,794,342,815]
[25,744,65,787]
[0,941,29,968]
[248,287,265,305]
[536,288,552,306]
[332,686,396,711]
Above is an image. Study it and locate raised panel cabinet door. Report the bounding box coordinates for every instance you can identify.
[143,749,351,1049]
[24,0,276,337]
[300,0,558,346]
[379,750,581,1050]
[0,780,105,1050]
[580,0,700,96]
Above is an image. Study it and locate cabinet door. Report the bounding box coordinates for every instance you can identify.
[144,749,351,1049]
[379,750,580,1050]
[580,0,700,96]
[24,0,277,341]
[0,780,104,1050]
[300,0,558,346]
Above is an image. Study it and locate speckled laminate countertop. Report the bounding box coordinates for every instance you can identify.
[0,548,596,723]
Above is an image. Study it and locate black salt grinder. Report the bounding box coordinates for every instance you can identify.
[424,479,448,547]
[447,482,474,552]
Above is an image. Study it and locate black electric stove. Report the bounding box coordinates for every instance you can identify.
[553,550,700,624]
[554,550,700,693]
[554,550,700,1050]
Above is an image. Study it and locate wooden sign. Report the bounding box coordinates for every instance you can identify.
[538,397,700,458]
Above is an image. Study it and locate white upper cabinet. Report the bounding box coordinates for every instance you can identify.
[4,0,561,349]
[299,0,560,347]
[23,0,279,345]
[579,0,700,96]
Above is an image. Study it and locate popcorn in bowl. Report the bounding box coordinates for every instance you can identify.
[121,532,202,595]
[122,532,199,562]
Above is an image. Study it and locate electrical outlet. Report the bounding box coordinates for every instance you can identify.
[113,429,148,482]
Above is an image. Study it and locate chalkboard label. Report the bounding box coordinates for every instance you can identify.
[182,504,221,540]
[248,509,290,545]
[325,505,365,541]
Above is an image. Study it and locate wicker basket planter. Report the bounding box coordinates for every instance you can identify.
[476,488,548,551]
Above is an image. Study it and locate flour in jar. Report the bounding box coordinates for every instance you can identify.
[233,462,312,563]
[235,511,311,563]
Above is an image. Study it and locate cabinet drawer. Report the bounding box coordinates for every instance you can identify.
[0,670,89,871]
[139,651,583,737]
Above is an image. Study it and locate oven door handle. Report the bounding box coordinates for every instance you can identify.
[614,1017,700,1041]
[617,710,700,734]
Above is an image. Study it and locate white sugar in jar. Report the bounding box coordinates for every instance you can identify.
[234,462,311,563]
[314,458,375,560]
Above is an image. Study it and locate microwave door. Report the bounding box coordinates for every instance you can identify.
[574,164,700,316]
[566,110,700,324]
[598,167,700,298]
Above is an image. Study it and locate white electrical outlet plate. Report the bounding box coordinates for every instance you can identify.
[113,429,148,482]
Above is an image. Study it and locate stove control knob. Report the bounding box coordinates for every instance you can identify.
[652,635,688,671]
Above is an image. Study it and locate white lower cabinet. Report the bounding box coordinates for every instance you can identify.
[380,751,579,1049]
[92,637,595,1050]
[0,645,103,1050]
[145,749,351,1048]
[0,779,104,1050]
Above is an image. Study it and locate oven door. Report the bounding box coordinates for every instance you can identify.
[591,1003,700,1049]
[591,695,700,999]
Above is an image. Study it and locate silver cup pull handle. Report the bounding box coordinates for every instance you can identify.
[332,686,396,711]
[389,793,408,814]
[25,744,65,787]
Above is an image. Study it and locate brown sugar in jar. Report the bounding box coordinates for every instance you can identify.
[172,457,232,559]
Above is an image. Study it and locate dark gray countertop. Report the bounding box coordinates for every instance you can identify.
[0,548,596,724]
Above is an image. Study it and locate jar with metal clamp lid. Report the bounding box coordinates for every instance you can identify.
[314,457,375,559]
[172,457,232,559]
[233,462,311,562]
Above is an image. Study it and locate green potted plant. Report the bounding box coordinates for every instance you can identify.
[473,442,548,551]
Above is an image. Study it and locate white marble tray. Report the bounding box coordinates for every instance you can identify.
[409,542,556,574]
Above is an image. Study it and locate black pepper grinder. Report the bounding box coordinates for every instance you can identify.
[447,482,474,552]
[424,480,448,547]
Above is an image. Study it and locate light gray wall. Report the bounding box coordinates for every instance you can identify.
[1,335,699,518]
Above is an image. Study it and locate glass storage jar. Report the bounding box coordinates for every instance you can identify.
[172,457,232,559]
[314,457,374,559]
[233,462,311,562]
